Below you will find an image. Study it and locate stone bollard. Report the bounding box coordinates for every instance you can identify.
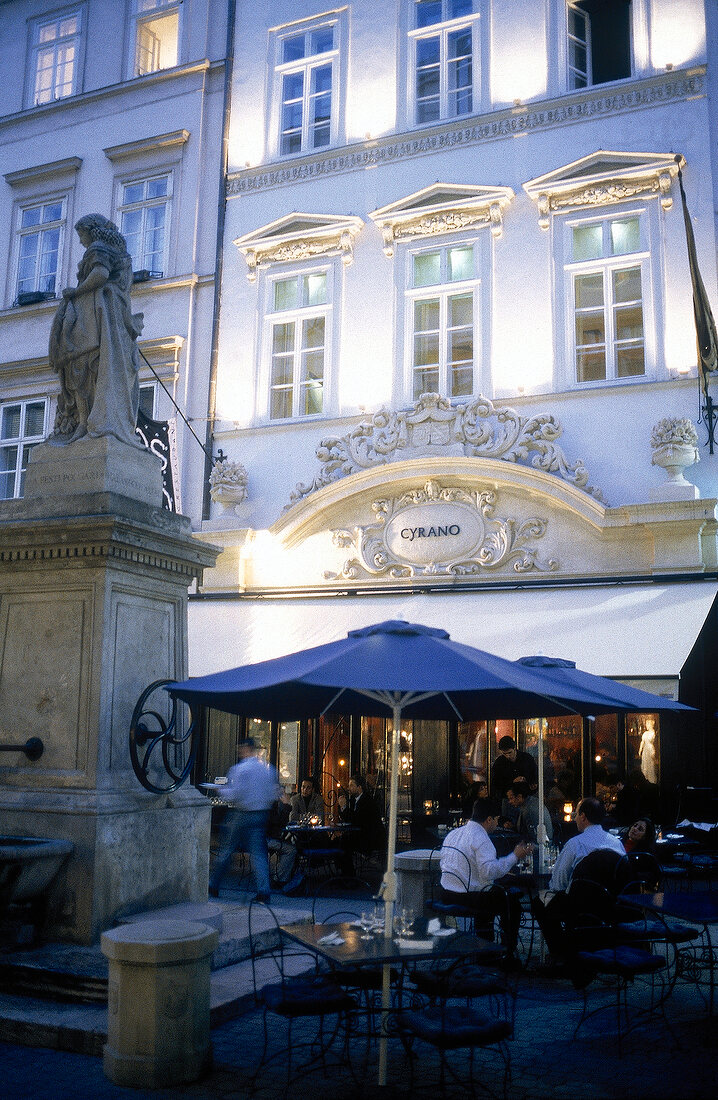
[101,918,219,1089]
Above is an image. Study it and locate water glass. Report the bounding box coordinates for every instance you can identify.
[400,907,415,937]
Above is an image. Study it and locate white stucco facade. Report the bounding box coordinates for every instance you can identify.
[0,0,229,522]
[193,0,718,680]
[1,1,718,686]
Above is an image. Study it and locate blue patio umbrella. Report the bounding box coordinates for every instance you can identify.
[169,621,692,1084]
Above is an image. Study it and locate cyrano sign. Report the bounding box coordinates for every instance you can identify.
[385,503,484,566]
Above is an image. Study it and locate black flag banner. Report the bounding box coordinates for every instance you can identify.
[676,156,718,392]
[135,410,180,512]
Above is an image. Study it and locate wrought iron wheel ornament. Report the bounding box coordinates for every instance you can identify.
[129,679,199,793]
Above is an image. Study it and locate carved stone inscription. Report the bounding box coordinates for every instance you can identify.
[385,502,484,566]
[324,480,558,580]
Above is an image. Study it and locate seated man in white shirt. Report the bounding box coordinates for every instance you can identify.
[533,796,625,963]
[439,797,532,955]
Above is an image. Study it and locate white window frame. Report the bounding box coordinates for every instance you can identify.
[117,172,172,276]
[566,2,591,88]
[561,207,656,388]
[261,265,334,423]
[138,382,158,419]
[563,0,634,93]
[27,6,84,108]
[407,0,481,127]
[130,0,183,79]
[403,239,481,403]
[0,398,49,500]
[13,196,67,303]
[270,13,344,158]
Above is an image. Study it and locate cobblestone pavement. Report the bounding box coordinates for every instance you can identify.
[3,964,717,1100]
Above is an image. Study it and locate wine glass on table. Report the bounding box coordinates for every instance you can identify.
[400,907,415,937]
[359,911,374,941]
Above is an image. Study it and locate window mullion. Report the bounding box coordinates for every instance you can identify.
[439,290,449,393]
[301,64,311,151]
[440,27,448,118]
[293,314,303,416]
[605,265,616,379]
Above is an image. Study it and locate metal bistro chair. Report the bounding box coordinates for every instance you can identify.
[247,899,357,1092]
[311,876,398,1037]
[613,851,662,895]
[565,878,674,1056]
[416,846,509,1008]
[427,843,477,928]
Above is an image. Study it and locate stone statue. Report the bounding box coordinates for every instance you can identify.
[49,213,144,447]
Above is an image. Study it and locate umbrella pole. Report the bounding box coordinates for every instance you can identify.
[537,720,547,871]
[378,699,402,1088]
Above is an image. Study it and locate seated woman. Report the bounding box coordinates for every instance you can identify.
[622,818,656,854]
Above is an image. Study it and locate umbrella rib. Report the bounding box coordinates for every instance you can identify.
[320,687,348,716]
[441,691,464,722]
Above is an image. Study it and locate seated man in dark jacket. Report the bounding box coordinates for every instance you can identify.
[267,792,297,887]
[337,774,385,875]
[289,778,325,823]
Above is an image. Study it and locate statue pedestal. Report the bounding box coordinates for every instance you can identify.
[0,438,219,944]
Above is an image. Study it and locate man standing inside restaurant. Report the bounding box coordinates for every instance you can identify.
[491,735,537,801]
[440,797,532,959]
[209,738,280,902]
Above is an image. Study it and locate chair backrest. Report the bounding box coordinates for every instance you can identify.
[566,878,616,922]
[430,842,472,895]
[571,847,623,893]
[248,898,285,997]
[614,852,661,895]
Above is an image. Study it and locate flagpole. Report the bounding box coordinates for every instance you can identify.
[675,154,718,451]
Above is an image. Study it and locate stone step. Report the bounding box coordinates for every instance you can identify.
[0,892,315,1052]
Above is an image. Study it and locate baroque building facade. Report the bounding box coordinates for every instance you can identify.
[2,1,718,828]
[197,0,718,822]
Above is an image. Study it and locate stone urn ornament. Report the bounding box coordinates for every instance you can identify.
[650,417,699,497]
[209,458,249,514]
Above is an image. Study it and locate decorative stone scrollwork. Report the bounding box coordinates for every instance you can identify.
[548,179,662,214]
[234,214,364,283]
[388,209,491,250]
[209,458,249,512]
[287,392,603,508]
[323,479,558,580]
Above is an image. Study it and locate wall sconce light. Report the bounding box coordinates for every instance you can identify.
[563,801,574,822]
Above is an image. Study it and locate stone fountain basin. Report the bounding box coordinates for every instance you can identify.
[0,836,74,903]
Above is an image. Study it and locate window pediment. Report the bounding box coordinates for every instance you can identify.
[234,212,363,282]
[369,183,515,256]
[523,151,684,229]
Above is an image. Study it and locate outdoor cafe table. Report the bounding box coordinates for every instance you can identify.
[280,921,504,1011]
[280,920,503,972]
[621,891,718,1019]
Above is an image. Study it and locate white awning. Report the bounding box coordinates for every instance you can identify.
[188,581,717,684]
